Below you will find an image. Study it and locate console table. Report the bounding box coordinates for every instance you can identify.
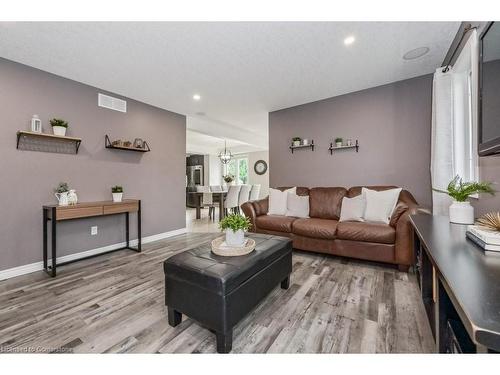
[410,214,500,353]
[43,199,141,277]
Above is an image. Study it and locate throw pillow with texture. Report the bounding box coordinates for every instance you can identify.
[268,187,296,216]
[362,187,402,224]
[285,192,310,218]
[339,195,365,222]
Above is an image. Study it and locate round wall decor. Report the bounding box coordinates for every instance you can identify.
[254,160,268,175]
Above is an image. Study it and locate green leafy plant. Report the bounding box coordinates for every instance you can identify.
[334,137,343,143]
[54,182,69,193]
[219,214,252,232]
[433,175,495,202]
[292,137,302,142]
[223,174,234,183]
[111,185,123,193]
[49,118,69,128]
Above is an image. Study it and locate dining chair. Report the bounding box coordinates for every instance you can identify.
[237,185,252,213]
[249,184,261,201]
[224,185,241,215]
[196,186,216,220]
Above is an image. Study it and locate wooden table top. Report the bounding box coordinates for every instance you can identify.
[43,199,140,209]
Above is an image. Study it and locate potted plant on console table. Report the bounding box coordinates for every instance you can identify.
[219,214,252,247]
[433,175,495,224]
[111,185,123,203]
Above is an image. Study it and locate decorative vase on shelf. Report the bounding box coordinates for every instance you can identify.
[52,126,67,136]
[449,201,474,225]
[112,192,123,203]
[55,192,69,206]
[225,229,245,247]
[302,139,309,146]
[67,189,78,205]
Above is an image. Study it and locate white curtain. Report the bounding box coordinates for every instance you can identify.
[430,30,478,215]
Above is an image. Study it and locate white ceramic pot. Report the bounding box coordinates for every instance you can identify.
[52,126,67,136]
[67,189,78,205]
[225,229,245,247]
[449,201,474,225]
[55,192,69,206]
[302,139,309,145]
[336,142,343,147]
[112,192,123,203]
[293,140,301,147]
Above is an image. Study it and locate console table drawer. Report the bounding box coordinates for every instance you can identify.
[56,206,103,220]
[103,202,139,215]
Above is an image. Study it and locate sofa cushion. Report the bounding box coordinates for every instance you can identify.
[309,187,347,220]
[256,215,297,233]
[346,185,399,198]
[292,218,339,240]
[336,222,396,244]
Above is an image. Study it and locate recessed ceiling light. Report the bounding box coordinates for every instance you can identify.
[403,47,430,60]
[193,94,201,101]
[344,36,356,46]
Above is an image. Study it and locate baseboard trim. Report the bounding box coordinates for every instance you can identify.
[0,227,187,281]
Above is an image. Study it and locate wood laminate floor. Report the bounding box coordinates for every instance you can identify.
[0,230,434,353]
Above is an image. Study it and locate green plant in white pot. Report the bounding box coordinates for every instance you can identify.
[111,185,123,203]
[50,118,68,137]
[433,175,495,224]
[219,214,252,247]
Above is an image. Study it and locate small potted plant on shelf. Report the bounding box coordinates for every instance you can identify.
[111,185,124,203]
[335,137,343,147]
[50,118,69,137]
[219,214,252,247]
[54,182,70,206]
[433,175,495,224]
[292,137,302,147]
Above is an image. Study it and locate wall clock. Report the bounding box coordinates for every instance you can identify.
[254,160,268,175]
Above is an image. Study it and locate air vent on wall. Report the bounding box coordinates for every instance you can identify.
[98,93,127,113]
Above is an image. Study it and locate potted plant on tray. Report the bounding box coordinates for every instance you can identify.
[111,185,124,203]
[433,175,495,224]
[219,214,252,247]
[223,174,234,185]
[335,137,343,147]
[50,118,69,137]
[292,137,302,147]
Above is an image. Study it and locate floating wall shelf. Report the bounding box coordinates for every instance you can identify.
[105,135,151,153]
[289,140,314,153]
[329,140,359,155]
[16,131,82,154]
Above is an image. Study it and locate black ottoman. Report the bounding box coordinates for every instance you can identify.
[163,233,293,353]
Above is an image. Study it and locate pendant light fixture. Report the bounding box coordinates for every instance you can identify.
[218,140,232,164]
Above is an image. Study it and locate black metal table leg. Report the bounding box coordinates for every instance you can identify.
[196,194,201,219]
[218,193,225,222]
[43,208,48,271]
[137,200,142,252]
[51,207,57,277]
[126,211,130,248]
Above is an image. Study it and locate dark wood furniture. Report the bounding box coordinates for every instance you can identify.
[164,233,293,353]
[410,214,500,353]
[188,191,227,221]
[42,199,141,277]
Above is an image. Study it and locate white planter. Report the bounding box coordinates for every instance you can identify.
[225,229,245,247]
[336,142,343,147]
[112,192,123,203]
[52,126,67,136]
[55,192,69,206]
[293,140,301,147]
[449,201,474,225]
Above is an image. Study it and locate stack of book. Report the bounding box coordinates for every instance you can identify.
[466,225,500,253]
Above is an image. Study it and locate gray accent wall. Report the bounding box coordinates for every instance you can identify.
[0,58,186,271]
[269,75,433,208]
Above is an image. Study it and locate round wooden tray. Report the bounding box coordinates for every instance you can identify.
[211,237,256,257]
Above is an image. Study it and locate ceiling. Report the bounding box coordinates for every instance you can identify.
[0,22,460,153]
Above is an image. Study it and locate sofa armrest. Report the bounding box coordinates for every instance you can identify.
[241,198,269,233]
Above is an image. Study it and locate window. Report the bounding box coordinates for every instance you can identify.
[225,156,249,184]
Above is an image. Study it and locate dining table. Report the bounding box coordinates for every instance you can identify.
[187,191,228,221]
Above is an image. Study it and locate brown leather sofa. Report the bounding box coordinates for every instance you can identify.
[241,186,421,271]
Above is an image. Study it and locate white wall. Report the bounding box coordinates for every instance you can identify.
[208,154,223,186]
[247,150,269,199]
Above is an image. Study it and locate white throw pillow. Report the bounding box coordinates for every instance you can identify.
[268,187,296,216]
[339,195,365,222]
[285,192,309,218]
[362,187,402,224]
